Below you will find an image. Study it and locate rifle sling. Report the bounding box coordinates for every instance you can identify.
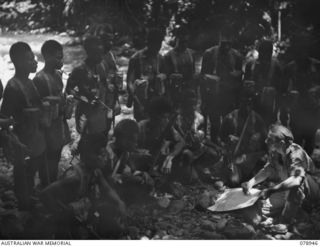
[233,111,252,156]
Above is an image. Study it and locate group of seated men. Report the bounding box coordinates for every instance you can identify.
[0,26,320,238]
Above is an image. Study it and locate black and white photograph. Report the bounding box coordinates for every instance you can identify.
[0,0,320,243]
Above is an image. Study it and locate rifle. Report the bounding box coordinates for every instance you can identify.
[224,110,253,185]
[70,89,112,112]
[233,110,253,157]
[111,153,124,178]
[172,112,225,156]
[151,112,179,171]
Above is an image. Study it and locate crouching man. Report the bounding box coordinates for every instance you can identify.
[40,133,126,239]
[219,92,267,187]
[137,97,185,178]
[104,119,155,205]
[242,124,320,225]
[174,89,220,183]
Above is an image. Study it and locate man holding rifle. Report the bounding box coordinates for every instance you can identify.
[173,89,220,183]
[219,92,267,186]
[66,36,111,136]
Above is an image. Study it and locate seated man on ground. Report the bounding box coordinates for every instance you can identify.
[103,119,155,205]
[242,124,320,226]
[40,132,126,239]
[137,97,185,185]
[218,92,267,187]
[173,89,220,183]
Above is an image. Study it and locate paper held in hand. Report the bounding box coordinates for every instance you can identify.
[207,188,261,212]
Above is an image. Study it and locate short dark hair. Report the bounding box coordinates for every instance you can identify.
[147,97,172,117]
[91,23,114,37]
[41,40,63,58]
[9,42,32,64]
[83,36,102,52]
[146,28,164,45]
[114,119,139,139]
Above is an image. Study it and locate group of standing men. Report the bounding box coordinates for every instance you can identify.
[0,26,320,238]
